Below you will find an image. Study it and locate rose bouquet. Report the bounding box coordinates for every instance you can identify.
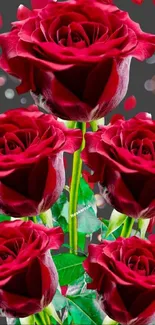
[0,0,155,324]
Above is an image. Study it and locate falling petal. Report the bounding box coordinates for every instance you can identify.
[0,14,3,29]
[132,0,144,4]
[124,95,137,111]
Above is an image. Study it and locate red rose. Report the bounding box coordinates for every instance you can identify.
[31,0,113,9]
[0,105,82,217]
[1,1,155,121]
[83,236,155,325]
[82,113,155,219]
[147,217,155,233]
[0,220,64,318]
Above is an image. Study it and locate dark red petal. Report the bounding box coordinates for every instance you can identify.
[0,290,41,317]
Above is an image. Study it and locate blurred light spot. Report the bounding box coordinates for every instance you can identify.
[124,96,137,111]
[0,76,6,87]
[144,79,155,92]
[98,234,102,242]
[95,194,105,208]
[20,97,27,104]
[146,55,155,64]
[5,89,15,99]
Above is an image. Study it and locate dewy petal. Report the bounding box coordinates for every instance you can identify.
[17,5,34,20]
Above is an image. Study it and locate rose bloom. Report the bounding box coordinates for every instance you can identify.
[0,220,64,318]
[1,1,155,121]
[83,236,155,325]
[0,105,82,217]
[82,113,155,219]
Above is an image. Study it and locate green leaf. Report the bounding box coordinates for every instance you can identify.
[52,192,69,233]
[78,232,86,251]
[105,209,126,238]
[0,214,11,222]
[77,177,101,234]
[78,177,95,206]
[53,290,67,311]
[66,292,104,325]
[13,320,21,325]
[52,192,68,220]
[138,218,150,238]
[78,204,101,234]
[53,253,86,286]
[66,275,86,296]
[101,219,123,240]
[63,311,73,325]
[101,219,116,240]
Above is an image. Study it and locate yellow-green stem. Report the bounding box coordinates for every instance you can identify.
[69,122,86,254]
[40,209,53,228]
[102,316,118,325]
[90,120,98,132]
[66,121,76,129]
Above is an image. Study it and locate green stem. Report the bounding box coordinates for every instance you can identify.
[32,216,37,223]
[69,122,86,254]
[44,303,62,324]
[90,120,98,132]
[40,209,53,228]
[120,216,135,238]
[66,121,76,129]
[21,217,29,222]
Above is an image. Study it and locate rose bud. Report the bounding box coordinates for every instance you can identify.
[83,236,155,325]
[82,113,155,219]
[0,220,64,318]
[0,105,82,217]
[1,1,155,121]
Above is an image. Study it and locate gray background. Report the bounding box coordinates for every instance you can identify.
[0,2,154,323]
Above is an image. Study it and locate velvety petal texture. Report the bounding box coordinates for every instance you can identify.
[1,0,155,121]
[0,220,64,318]
[82,113,155,219]
[0,105,82,217]
[83,237,155,325]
